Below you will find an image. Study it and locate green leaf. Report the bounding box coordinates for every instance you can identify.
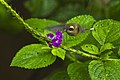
[81,44,99,55]
[112,37,120,46]
[10,44,56,69]
[89,60,120,80]
[79,33,100,47]
[100,43,114,53]
[92,19,120,45]
[24,0,58,17]
[63,15,96,47]
[51,48,66,60]
[100,51,113,60]
[25,18,59,35]
[62,31,90,48]
[45,70,70,80]
[67,15,96,29]
[67,62,91,80]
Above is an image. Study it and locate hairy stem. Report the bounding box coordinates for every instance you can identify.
[0,0,100,60]
[63,47,100,59]
[0,0,49,41]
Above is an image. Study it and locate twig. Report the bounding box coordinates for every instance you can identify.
[0,0,100,60]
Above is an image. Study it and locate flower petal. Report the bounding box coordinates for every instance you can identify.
[46,30,63,47]
[47,33,54,39]
[56,29,63,39]
[56,29,62,35]
[52,38,62,47]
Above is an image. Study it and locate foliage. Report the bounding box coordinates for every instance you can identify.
[1,0,120,32]
[89,60,120,80]
[92,19,120,45]
[24,0,120,21]
[1,0,120,80]
[67,62,91,80]
[10,44,56,69]
[81,44,99,55]
[52,48,66,60]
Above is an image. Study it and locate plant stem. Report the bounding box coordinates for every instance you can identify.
[63,47,100,59]
[0,0,100,60]
[0,0,50,41]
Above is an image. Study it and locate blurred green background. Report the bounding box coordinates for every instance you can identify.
[0,0,120,80]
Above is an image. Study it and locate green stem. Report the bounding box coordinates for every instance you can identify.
[0,0,50,41]
[0,0,100,60]
[63,47,100,59]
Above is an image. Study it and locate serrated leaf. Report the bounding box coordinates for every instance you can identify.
[81,44,99,55]
[62,31,90,48]
[51,48,66,60]
[25,18,59,35]
[89,60,120,80]
[67,15,96,29]
[63,15,96,47]
[79,33,100,48]
[45,70,70,80]
[67,62,91,80]
[10,44,56,69]
[92,19,120,45]
[100,43,114,53]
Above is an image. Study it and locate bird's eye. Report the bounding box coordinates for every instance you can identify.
[68,26,74,31]
[69,28,74,31]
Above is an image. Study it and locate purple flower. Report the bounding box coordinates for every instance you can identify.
[56,29,63,39]
[46,29,63,47]
[47,33,54,39]
[52,38,62,47]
